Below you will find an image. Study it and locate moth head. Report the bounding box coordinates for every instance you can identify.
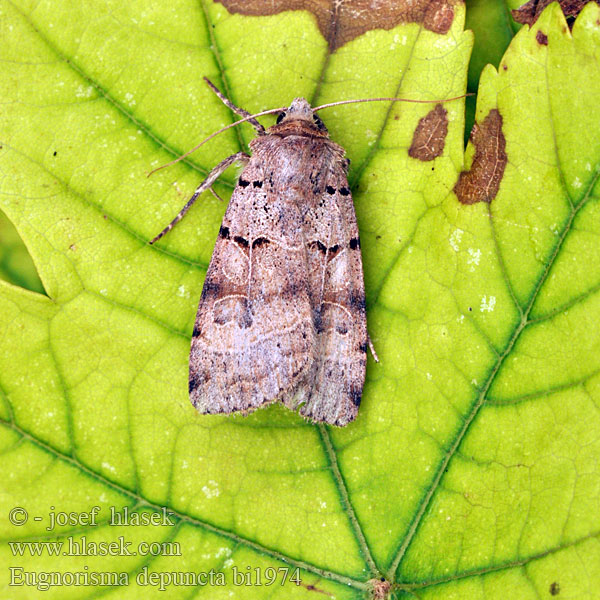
[272,98,328,136]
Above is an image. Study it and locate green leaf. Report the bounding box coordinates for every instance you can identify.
[1,2,599,599]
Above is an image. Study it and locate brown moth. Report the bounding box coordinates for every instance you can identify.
[150,81,465,426]
[194,100,367,427]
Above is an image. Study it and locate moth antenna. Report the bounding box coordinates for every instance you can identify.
[313,93,473,112]
[147,106,286,177]
[147,92,473,177]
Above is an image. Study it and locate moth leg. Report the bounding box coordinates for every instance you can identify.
[150,151,250,244]
[209,186,225,203]
[203,77,265,135]
[368,335,380,363]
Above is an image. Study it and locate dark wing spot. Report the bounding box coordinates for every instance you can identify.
[326,185,336,194]
[219,225,230,239]
[201,280,221,301]
[349,291,366,313]
[335,323,349,335]
[251,237,270,249]
[252,180,263,188]
[349,237,360,250]
[339,187,350,196]
[328,244,341,260]
[359,341,368,353]
[313,309,324,333]
[233,235,249,248]
[189,374,201,394]
[309,240,327,254]
[192,323,201,337]
[239,179,250,187]
[350,389,362,407]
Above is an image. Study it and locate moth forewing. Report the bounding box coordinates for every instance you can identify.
[188,143,315,416]
[280,132,367,426]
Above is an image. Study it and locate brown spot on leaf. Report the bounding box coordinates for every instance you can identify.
[550,582,561,596]
[408,104,448,161]
[297,579,334,597]
[536,30,549,44]
[454,109,507,205]
[217,0,456,51]
[512,0,598,27]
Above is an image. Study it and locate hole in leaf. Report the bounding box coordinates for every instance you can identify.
[0,209,46,295]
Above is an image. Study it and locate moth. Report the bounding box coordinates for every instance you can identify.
[150,80,464,426]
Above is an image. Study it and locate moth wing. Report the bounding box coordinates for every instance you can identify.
[283,161,368,426]
[189,158,314,414]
